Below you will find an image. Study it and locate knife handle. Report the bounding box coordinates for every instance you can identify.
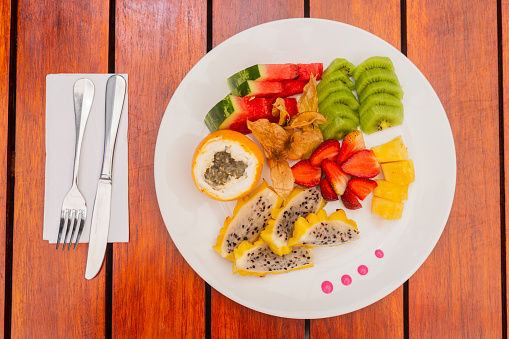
[101,75,126,179]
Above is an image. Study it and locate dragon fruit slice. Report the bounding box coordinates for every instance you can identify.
[288,209,359,247]
[213,180,282,261]
[233,239,314,277]
[260,187,325,255]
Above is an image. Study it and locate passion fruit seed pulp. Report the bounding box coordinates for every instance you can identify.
[203,148,248,187]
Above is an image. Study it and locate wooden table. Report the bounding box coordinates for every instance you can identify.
[0,0,505,337]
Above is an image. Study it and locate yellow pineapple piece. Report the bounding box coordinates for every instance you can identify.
[374,180,408,202]
[381,159,415,185]
[371,197,404,220]
[371,136,408,163]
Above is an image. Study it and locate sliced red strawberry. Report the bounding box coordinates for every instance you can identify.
[336,130,365,164]
[341,150,381,178]
[291,159,321,187]
[319,178,338,201]
[348,178,378,200]
[321,159,349,196]
[310,139,341,167]
[341,187,362,210]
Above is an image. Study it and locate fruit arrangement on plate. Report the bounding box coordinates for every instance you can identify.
[192,57,415,277]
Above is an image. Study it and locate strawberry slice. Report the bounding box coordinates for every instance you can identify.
[291,159,321,187]
[348,178,378,200]
[341,150,381,178]
[320,178,339,201]
[336,130,365,164]
[310,139,341,167]
[341,187,362,210]
[321,159,349,195]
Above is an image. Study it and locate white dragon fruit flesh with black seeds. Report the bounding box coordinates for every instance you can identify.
[289,209,359,247]
[233,239,314,277]
[261,187,324,255]
[214,181,281,261]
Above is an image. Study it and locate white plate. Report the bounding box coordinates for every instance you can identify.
[154,18,456,319]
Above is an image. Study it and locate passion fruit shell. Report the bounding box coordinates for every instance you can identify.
[192,130,264,201]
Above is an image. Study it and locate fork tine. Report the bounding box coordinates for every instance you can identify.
[73,212,86,251]
[62,210,76,251]
[67,210,81,250]
[56,209,68,250]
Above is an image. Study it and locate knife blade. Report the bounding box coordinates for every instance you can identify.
[85,75,126,280]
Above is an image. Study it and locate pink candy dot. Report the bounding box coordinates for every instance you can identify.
[341,275,352,286]
[358,265,368,275]
[321,281,333,294]
[375,249,384,258]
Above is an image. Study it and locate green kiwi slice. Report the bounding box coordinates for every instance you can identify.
[360,105,404,134]
[317,81,351,105]
[359,81,404,102]
[319,90,360,112]
[320,103,360,126]
[358,93,403,118]
[320,116,359,141]
[352,56,395,82]
[322,58,356,78]
[355,69,400,95]
[317,70,355,91]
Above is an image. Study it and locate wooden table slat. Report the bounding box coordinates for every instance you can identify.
[0,0,11,335]
[407,1,502,337]
[210,1,306,338]
[112,0,208,337]
[504,0,509,337]
[11,1,109,337]
[310,1,404,337]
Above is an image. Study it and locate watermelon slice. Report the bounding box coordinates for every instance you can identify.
[278,80,308,97]
[297,63,323,80]
[227,64,299,90]
[230,80,283,98]
[205,96,299,134]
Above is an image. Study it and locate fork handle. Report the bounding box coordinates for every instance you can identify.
[72,78,95,186]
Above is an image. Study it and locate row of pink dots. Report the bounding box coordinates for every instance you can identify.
[321,249,384,294]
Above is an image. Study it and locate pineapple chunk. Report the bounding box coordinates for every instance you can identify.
[381,160,415,185]
[374,180,408,202]
[371,136,408,163]
[371,197,404,220]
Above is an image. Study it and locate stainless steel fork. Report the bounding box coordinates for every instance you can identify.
[56,78,94,250]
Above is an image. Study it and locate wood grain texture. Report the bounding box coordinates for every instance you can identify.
[210,1,305,338]
[0,0,10,335]
[504,0,509,336]
[112,0,207,337]
[407,0,502,337]
[310,2,404,338]
[311,1,401,50]
[12,1,109,337]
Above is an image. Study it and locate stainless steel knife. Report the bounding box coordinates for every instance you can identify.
[85,75,126,280]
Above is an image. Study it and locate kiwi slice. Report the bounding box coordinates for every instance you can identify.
[353,56,395,82]
[320,116,358,141]
[319,90,360,112]
[359,81,404,102]
[360,105,404,134]
[317,70,355,91]
[317,81,351,105]
[356,69,400,95]
[320,103,360,126]
[358,93,403,118]
[322,58,356,78]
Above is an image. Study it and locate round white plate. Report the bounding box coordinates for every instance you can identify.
[154,18,456,319]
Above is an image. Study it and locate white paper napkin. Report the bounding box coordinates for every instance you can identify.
[43,74,129,243]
